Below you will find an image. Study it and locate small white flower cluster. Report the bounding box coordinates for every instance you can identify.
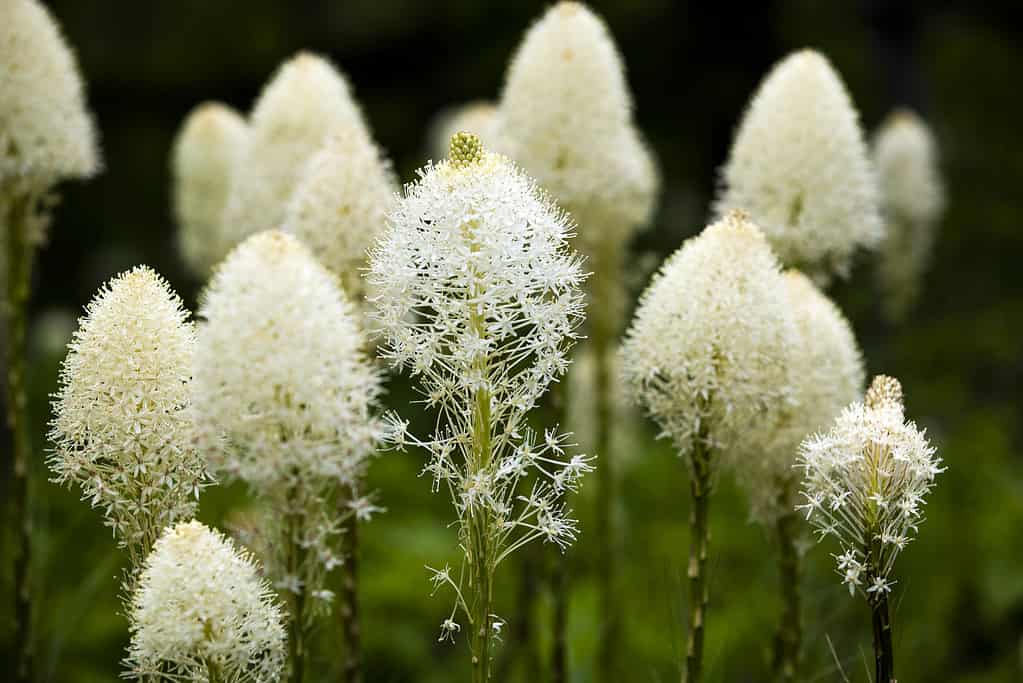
[283,125,396,302]
[738,270,864,524]
[427,100,497,161]
[796,375,943,601]
[0,0,100,184]
[873,109,945,321]
[223,52,372,250]
[172,102,249,277]
[494,2,658,269]
[125,520,287,683]
[621,211,794,464]
[368,134,592,636]
[48,267,210,572]
[716,50,881,282]
[193,230,384,610]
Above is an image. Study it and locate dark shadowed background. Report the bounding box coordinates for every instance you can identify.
[3,1,1023,681]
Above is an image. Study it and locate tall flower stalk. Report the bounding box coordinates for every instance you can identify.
[2,2,100,677]
[494,5,659,674]
[622,212,795,683]
[368,133,593,682]
[796,375,943,683]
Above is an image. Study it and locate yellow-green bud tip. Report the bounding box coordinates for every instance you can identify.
[448,131,484,169]
[865,374,903,409]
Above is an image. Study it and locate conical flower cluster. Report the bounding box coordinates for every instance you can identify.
[495,2,658,265]
[283,125,395,301]
[873,110,945,320]
[48,267,209,571]
[125,520,287,683]
[223,52,371,249]
[428,100,497,161]
[739,270,864,523]
[796,375,943,600]
[0,0,100,184]
[621,211,795,462]
[172,102,249,277]
[715,50,881,281]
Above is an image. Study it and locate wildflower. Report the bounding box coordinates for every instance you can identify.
[125,520,287,683]
[715,50,881,281]
[368,133,591,677]
[48,267,210,581]
[172,102,249,277]
[873,109,946,321]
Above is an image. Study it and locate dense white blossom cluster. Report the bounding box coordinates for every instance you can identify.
[494,2,657,266]
[621,211,794,462]
[873,110,945,321]
[283,126,396,301]
[193,230,383,611]
[716,50,881,281]
[739,271,864,524]
[0,0,100,184]
[223,52,371,250]
[796,375,943,600]
[48,267,210,572]
[172,102,249,277]
[125,520,287,683]
[368,133,592,638]
[428,100,497,161]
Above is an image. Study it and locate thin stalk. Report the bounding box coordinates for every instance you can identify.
[287,492,307,683]
[551,548,568,683]
[340,495,362,683]
[5,189,36,683]
[871,595,894,683]
[772,511,801,682]
[684,439,711,683]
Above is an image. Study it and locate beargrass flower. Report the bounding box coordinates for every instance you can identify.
[172,102,249,277]
[367,133,592,682]
[797,375,942,683]
[873,110,945,321]
[124,520,287,683]
[715,49,881,282]
[621,211,795,683]
[49,267,211,583]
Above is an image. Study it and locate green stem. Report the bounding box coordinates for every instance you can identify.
[287,492,307,683]
[684,439,711,683]
[5,189,35,683]
[772,511,801,682]
[340,495,362,683]
[871,595,894,683]
[551,547,568,683]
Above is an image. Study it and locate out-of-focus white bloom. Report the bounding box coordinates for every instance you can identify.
[125,520,287,683]
[494,2,658,266]
[368,133,592,641]
[427,100,497,161]
[283,126,395,301]
[48,267,210,572]
[621,211,795,463]
[796,375,943,601]
[739,270,864,524]
[873,109,945,321]
[172,102,249,277]
[0,0,100,183]
[194,230,383,609]
[716,49,881,282]
[223,52,371,249]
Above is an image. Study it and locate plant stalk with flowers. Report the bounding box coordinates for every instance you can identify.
[368,133,592,682]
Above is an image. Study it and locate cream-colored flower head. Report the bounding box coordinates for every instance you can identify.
[223,52,371,249]
[740,270,864,523]
[48,267,209,568]
[494,2,658,258]
[283,125,396,301]
[621,211,794,462]
[0,0,100,183]
[797,375,943,600]
[172,102,249,277]
[125,520,287,683]
[716,49,881,281]
[873,109,945,320]
[427,100,497,161]
[194,230,383,492]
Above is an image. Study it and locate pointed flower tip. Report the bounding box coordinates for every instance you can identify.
[448,131,485,169]
[865,374,903,409]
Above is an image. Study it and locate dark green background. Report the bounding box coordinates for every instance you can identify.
[2,1,1022,681]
